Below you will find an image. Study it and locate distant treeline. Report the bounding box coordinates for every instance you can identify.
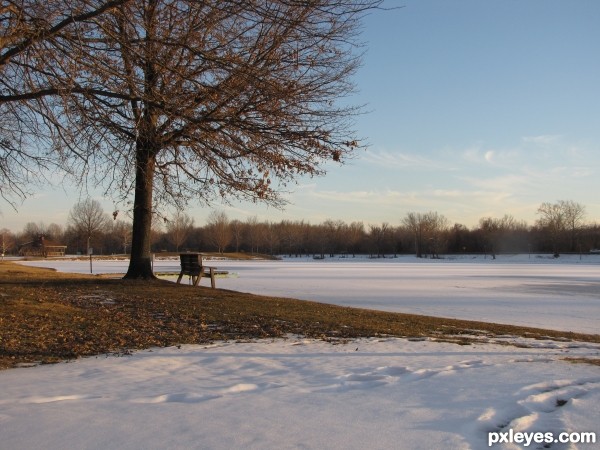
[2,200,599,258]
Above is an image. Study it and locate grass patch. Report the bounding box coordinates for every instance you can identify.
[563,357,600,366]
[1,261,599,370]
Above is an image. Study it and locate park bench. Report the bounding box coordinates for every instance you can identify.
[176,253,219,288]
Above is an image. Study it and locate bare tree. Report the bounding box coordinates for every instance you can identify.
[560,200,586,252]
[537,200,586,254]
[230,219,244,253]
[205,211,231,254]
[346,221,365,256]
[111,219,132,254]
[368,222,390,258]
[245,216,260,254]
[20,221,46,242]
[2,0,382,278]
[311,223,329,259]
[426,212,449,258]
[1,227,15,257]
[263,222,280,256]
[478,214,529,258]
[68,198,109,253]
[402,212,425,258]
[322,219,345,256]
[276,219,309,256]
[478,217,503,259]
[165,211,194,252]
[537,202,564,255]
[45,223,64,242]
[402,211,448,258]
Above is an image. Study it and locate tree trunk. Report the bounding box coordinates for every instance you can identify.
[124,147,156,279]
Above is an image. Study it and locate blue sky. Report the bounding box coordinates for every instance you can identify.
[2,0,599,231]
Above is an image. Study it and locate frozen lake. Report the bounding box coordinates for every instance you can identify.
[21,254,600,334]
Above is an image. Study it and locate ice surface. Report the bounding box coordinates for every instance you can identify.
[21,254,600,333]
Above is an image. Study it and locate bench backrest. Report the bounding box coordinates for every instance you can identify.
[179,253,203,275]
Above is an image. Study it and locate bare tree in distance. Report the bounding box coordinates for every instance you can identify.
[368,222,390,258]
[403,211,449,258]
[479,216,506,259]
[263,222,280,256]
[1,0,384,278]
[20,221,48,242]
[536,202,563,256]
[560,200,586,252]
[278,220,297,256]
[68,198,110,253]
[478,214,529,258]
[230,219,244,253]
[345,221,365,257]
[245,216,260,254]
[537,200,586,255]
[165,211,194,252]
[323,219,345,257]
[111,219,132,254]
[205,211,232,254]
[428,213,450,258]
[1,227,15,257]
[45,223,64,242]
[403,213,424,258]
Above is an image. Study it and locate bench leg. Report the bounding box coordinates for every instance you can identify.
[176,269,217,288]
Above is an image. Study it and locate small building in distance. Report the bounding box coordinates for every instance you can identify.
[19,235,67,257]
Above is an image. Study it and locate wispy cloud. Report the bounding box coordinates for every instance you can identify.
[361,149,451,170]
[311,189,412,204]
[460,173,534,192]
[521,134,562,145]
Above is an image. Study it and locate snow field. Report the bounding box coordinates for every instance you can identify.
[1,337,599,450]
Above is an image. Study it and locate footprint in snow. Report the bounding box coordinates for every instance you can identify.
[408,360,493,381]
[326,360,493,392]
[12,394,102,404]
[137,392,221,404]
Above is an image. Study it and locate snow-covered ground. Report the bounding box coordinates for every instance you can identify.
[3,255,598,449]
[1,337,599,449]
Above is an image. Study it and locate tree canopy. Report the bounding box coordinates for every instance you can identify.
[1,0,383,277]
[1,0,132,205]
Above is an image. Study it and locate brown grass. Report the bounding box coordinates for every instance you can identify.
[1,261,599,370]
[563,357,600,366]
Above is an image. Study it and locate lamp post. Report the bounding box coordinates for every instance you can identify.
[87,235,93,273]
